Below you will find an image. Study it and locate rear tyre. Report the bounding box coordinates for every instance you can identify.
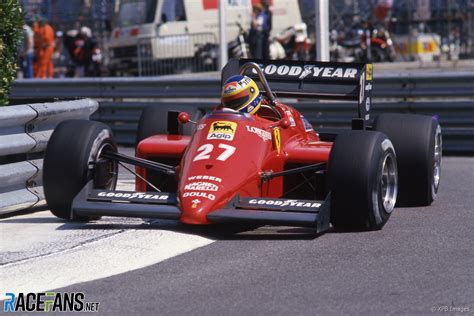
[43,120,118,220]
[328,131,398,231]
[373,114,441,206]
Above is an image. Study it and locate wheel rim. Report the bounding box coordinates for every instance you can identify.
[433,125,442,190]
[380,152,398,213]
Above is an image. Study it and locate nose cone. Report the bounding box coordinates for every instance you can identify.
[179,178,228,224]
[177,113,272,225]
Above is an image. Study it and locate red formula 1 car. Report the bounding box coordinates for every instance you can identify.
[43,59,442,232]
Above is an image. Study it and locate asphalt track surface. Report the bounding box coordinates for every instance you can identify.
[1,153,473,315]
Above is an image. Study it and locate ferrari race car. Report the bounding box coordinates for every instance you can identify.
[43,59,442,232]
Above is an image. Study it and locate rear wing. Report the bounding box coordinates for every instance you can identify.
[222,59,373,123]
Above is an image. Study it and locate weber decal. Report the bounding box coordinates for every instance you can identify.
[207,121,237,141]
[246,126,271,141]
[251,64,359,79]
[184,181,219,191]
[188,175,222,183]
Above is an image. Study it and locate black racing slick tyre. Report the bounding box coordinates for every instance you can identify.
[328,131,398,231]
[136,105,203,144]
[373,114,441,206]
[43,120,118,220]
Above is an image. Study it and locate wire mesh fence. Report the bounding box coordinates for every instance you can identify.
[136,32,218,76]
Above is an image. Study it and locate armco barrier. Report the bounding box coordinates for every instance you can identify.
[0,99,98,214]
[10,71,474,153]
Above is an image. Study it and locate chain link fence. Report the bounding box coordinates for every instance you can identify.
[136,33,218,76]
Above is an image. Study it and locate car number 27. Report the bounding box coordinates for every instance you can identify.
[193,143,236,162]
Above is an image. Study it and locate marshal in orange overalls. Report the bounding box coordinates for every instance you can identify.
[33,21,55,78]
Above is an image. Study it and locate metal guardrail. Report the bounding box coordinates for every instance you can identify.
[10,71,474,153]
[0,99,98,214]
[10,72,474,99]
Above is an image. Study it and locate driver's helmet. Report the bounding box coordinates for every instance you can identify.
[221,75,262,115]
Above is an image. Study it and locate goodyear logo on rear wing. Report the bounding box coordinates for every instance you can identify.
[249,64,360,80]
[208,121,237,141]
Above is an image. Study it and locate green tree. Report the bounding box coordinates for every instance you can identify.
[0,0,23,105]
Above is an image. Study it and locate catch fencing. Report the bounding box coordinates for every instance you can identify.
[0,99,98,215]
[137,33,218,76]
[109,33,218,76]
[10,71,474,153]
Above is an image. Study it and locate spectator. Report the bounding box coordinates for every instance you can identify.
[72,27,100,77]
[261,0,272,59]
[63,29,79,77]
[33,16,55,78]
[19,23,34,78]
[249,4,264,59]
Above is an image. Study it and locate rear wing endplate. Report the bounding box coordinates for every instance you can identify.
[222,58,373,122]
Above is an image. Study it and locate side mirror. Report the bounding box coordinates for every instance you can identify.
[178,112,190,124]
[279,118,290,129]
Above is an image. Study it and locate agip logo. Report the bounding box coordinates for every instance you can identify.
[207,121,237,141]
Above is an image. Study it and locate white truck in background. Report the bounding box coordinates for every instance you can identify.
[107,0,303,75]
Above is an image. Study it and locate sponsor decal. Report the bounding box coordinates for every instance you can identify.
[237,76,252,87]
[381,138,394,152]
[248,199,321,208]
[301,116,313,132]
[365,82,372,91]
[183,192,215,200]
[365,97,371,112]
[184,181,219,191]
[96,192,169,200]
[246,126,271,141]
[223,82,238,94]
[298,65,314,79]
[359,72,365,104]
[207,121,237,141]
[2,292,100,313]
[196,123,206,130]
[191,199,201,208]
[273,128,281,154]
[285,110,296,126]
[251,64,359,79]
[366,64,373,80]
[188,175,222,183]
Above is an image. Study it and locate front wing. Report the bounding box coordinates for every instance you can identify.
[72,181,330,233]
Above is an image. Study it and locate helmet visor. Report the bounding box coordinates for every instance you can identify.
[222,94,250,110]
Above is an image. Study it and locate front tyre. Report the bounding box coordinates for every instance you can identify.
[329,131,398,231]
[43,120,118,220]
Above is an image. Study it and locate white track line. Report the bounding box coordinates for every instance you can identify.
[0,222,213,299]
[0,176,214,299]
